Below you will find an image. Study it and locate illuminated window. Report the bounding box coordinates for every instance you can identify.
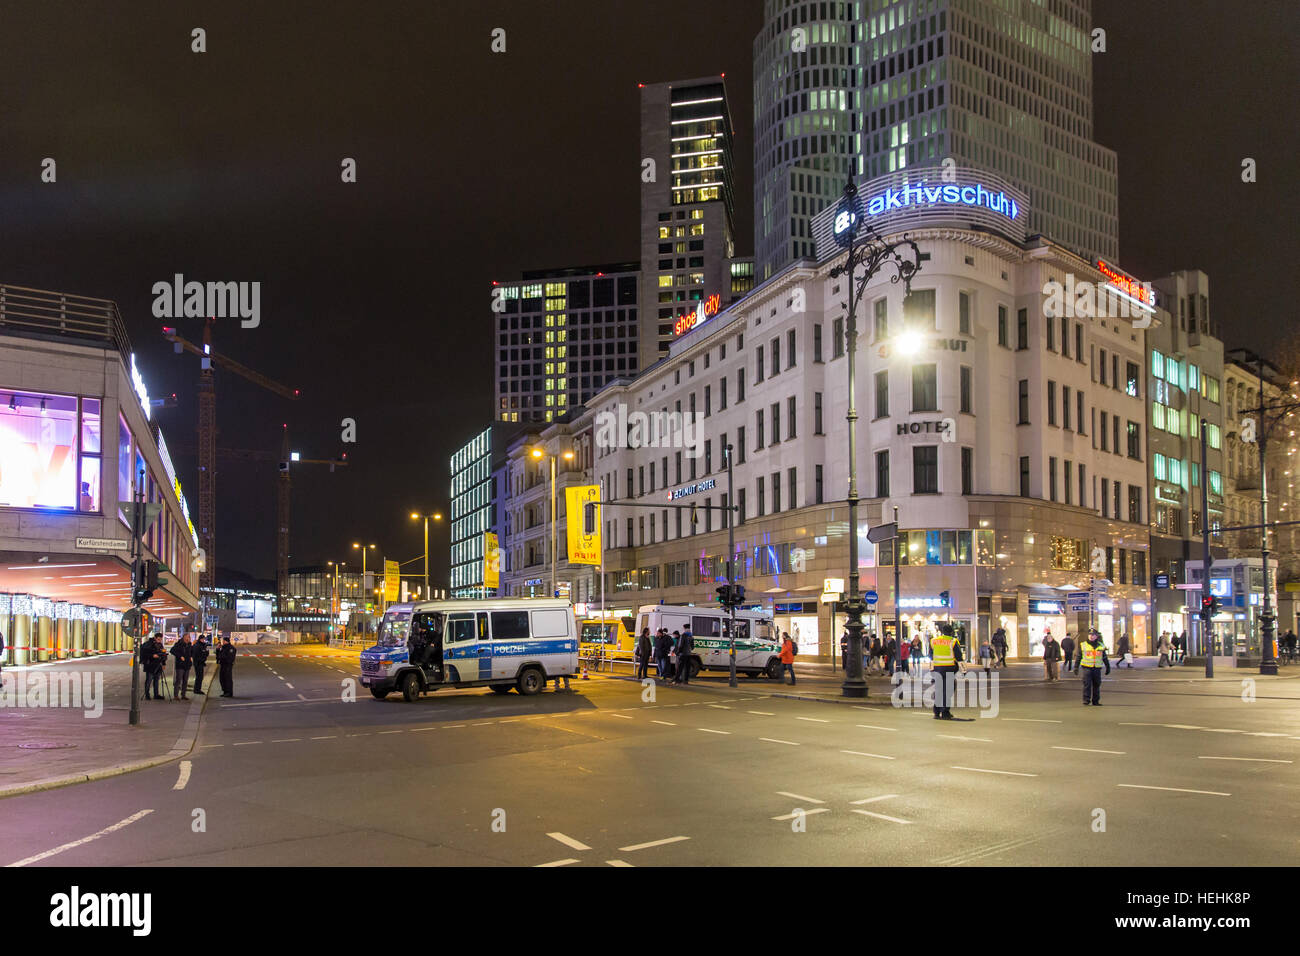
[690,224,704,236]
[658,275,673,288]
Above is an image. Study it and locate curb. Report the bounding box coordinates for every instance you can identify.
[0,674,211,800]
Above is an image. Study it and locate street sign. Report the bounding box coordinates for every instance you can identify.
[1153,572,1170,589]
[866,523,897,544]
[820,592,842,605]
[864,589,879,605]
[118,502,162,535]
[76,536,130,551]
[121,607,153,638]
[823,577,845,595]
[1066,591,1092,613]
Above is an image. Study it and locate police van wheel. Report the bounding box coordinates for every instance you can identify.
[490,684,513,695]
[766,659,782,680]
[517,667,544,696]
[688,658,701,679]
[369,687,388,700]
[400,672,422,702]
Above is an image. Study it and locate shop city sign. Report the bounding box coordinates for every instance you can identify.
[899,596,952,610]
[130,353,152,421]
[666,477,717,501]
[673,293,722,337]
[863,180,1020,222]
[1096,260,1157,309]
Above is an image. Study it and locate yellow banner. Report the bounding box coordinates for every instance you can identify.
[565,485,602,566]
[483,531,500,589]
[383,559,400,601]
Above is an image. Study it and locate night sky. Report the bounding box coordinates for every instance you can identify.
[1,1,1295,584]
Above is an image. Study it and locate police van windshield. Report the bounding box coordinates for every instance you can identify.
[754,622,775,642]
[377,611,412,646]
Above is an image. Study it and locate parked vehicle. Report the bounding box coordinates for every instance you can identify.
[632,605,781,679]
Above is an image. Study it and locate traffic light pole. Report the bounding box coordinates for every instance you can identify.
[726,444,738,688]
[1199,420,1214,679]
[128,467,144,726]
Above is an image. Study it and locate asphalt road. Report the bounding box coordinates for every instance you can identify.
[2,652,1298,867]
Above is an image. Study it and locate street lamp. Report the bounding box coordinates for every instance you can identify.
[532,446,575,598]
[410,511,445,601]
[828,179,922,698]
[352,542,378,627]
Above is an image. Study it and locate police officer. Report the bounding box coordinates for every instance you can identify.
[930,622,964,719]
[215,635,237,697]
[1076,628,1110,705]
[142,632,166,700]
[191,634,210,694]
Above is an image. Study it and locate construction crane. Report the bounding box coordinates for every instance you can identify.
[163,319,301,603]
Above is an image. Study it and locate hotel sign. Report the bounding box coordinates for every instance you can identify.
[667,478,717,501]
[674,293,722,337]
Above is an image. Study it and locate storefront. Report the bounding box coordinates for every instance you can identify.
[1025,597,1068,658]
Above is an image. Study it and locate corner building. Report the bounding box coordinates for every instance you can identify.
[577,169,1149,660]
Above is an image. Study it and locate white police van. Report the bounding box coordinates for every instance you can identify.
[360,598,578,701]
[633,605,782,679]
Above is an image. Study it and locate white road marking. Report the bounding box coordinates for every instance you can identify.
[857,724,897,732]
[271,738,302,743]
[1198,756,1292,764]
[951,765,1037,777]
[409,727,437,732]
[849,794,898,805]
[172,761,192,791]
[708,705,731,710]
[1052,745,1126,755]
[606,859,633,867]
[311,735,338,740]
[1003,718,1062,723]
[772,808,831,821]
[233,741,263,746]
[444,725,465,729]
[796,716,829,723]
[759,737,799,746]
[748,710,775,716]
[536,858,579,867]
[650,720,676,726]
[284,683,294,689]
[618,836,690,852]
[547,832,592,851]
[775,791,825,804]
[851,809,913,825]
[698,728,731,735]
[378,730,403,735]
[7,809,154,867]
[1117,784,1230,796]
[297,694,306,700]
[609,713,632,720]
[937,734,993,742]
[841,750,895,760]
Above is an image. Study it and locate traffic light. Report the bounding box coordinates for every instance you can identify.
[716,584,731,606]
[715,584,747,609]
[939,589,950,608]
[1201,594,1220,617]
[134,559,160,605]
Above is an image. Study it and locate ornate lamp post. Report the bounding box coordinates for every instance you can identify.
[828,180,922,698]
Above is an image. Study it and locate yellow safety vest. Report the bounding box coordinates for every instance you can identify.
[1080,641,1104,668]
[931,635,957,666]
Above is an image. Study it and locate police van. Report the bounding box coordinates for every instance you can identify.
[633,605,782,679]
[360,598,578,701]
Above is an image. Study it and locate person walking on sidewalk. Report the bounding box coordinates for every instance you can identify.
[1042,632,1060,681]
[142,632,166,699]
[992,627,1008,668]
[216,635,237,697]
[1076,628,1111,705]
[170,633,193,701]
[191,634,211,694]
[1060,632,1076,674]
[780,632,797,685]
[674,627,695,684]
[1116,632,1131,668]
[1157,631,1172,667]
[978,636,993,674]
[635,628,652,681]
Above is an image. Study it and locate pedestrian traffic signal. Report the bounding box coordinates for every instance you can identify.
[133,559,160,605]
[715,584,746,608]
[939,589,950,608]
[1201,594,1220,616]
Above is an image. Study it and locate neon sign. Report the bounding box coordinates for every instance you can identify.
[674,293,722,336]
[1096,260,1156,308]
[865,181,1020,221]
[130,354,152,421]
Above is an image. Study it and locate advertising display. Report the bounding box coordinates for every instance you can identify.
[0,390,79,509]
[483,532,500,589]
[236,598,274,627]
[564,485,602,565]
[384,559,400,602]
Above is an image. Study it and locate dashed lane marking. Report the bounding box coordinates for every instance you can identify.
[1003,718,1062,723]
[698,728,731,735]
[796,716,829,723]
[950,765,1037,777]
[708,705,731,710]
[378,730,403,735]
[841,750,895,760]
[1198,756,1292,764]
[618,836,690,852]
[857,724,897,732]
[849,794,898,805]
[233,741,263,747]
[1117,783,1230,797]
[608,714,633,720]
[759,738,799,746]
[284,683,294,689]
[937,734,993,742]
[650,720,676,726]
[606,860,633,867]
[536,858,579,867]
[547,832,592,851]
[6,809,155,867]
[311,735,337,740]
[772,808,831,821]
[271,738,302,743]
[172,761,191,791]
[775,791,824,804]
[851,809,913,825]
[748,711,775,716]
[1052,745,1125,755]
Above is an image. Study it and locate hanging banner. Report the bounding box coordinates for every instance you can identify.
[565,484,602,566]
[384,559,400,601]
[483,531,500,589]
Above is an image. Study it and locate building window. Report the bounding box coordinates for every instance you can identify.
[1128,485,1143,524]
[813,323,823,362]
[720,377,728,410]
[787,396,797,439]
[961,446,973,495]
[1047,313,1056,351]
[815,464,824,504]
[912,363,937,412]
[876,450,890,497]
[1076,391,1085,434]
[756,345,764,383]
[1064,459,1073,505]
[1019,456,1030,498]
[959,292,971,335]
[787,467,797,510]
[771,338,780,377]
[1016,308,1028,350]
[771,471,781,513]
[1127,421,1141,460]
[1018,380,1030,424]
[814,392,823,435]
[1113,480,1122,520]
[1049,457,1058,502]
[737,426,746,463]
[997,305,1008,347]
[755,409,764,450]
[875,370,889,418]
[959,366,972,414]
[738,366,746,402]
[771,402,781,444]
[833,317,845,358]
[1101,477,1110,517]
[1060,316,1070,358]
[1126,361,1140,397]
[873,298,888,340]
[913,446,938,494]
[903,289,936,330]
[1078,463,1087,509]
[786,329,796,368]
[1047,381,1057,426]
[1062,386,1072,430]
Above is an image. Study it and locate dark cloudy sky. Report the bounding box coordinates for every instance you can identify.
[1,1,1295,583]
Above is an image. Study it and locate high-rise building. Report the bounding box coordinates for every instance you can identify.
[753,0,1119,281]
[639,76,746,369]
[492,263,639,425]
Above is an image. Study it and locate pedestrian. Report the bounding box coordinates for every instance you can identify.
[1286,629,1297,663]
[1157,631,1171,667]
[1060,632,1076,674]
[191,634,210,694]
[674,627,694,684]
[868,635,882,675]
[169,633,193,701]
[992,626,1008,668]
[978,636,993,674]
[1178,630,1188,664]
[1042,631,1060,681]
[899,636,911,675]
[141,632,166,700]
[910,634,923,672]
[215,634,237,697]
[780,631,797,684]
[840,630,849,670]
[655,628,672,679]
[885,636,897,676]
[635,627,652,681]
[930,622,963,719]
[1116,632,1131,668]
[1076,628,1111,705]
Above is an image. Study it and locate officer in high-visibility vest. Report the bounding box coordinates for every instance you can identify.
[930,622,964,719]
[1075,628,1111,705]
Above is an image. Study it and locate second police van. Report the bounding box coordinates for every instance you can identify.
[633,604,783,679]
[360,598,578,701]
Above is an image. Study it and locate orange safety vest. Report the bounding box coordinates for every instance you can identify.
[1080,641,1105,668]
[930,634,957,666]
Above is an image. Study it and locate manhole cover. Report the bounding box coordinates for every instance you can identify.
[16,741,76,750]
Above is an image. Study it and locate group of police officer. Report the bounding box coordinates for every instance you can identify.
[139,632,238,699]
[927,622,1113,718]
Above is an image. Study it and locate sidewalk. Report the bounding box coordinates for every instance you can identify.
[0,654,207,797]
